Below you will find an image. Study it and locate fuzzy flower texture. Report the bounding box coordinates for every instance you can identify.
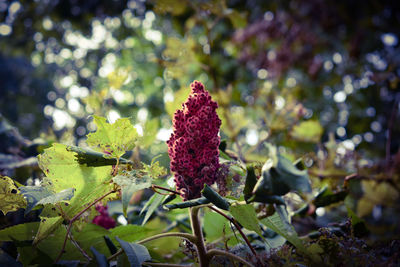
[167,81,221,200]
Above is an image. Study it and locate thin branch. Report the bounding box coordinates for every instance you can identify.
[107,232,196,261]
[207,249,255,267]
[209,206,257,256]
[138,232,196,245]
[152,185,180,195]
[67,228,92,261]
[55,189,116,263]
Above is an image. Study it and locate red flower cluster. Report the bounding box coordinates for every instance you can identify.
[167,81,221,200]
[92,203,116,229]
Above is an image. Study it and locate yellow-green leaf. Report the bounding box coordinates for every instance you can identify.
[291,120,323,143]
[33,216,63,245]
[38,143,114,216]
[86,115,138,158]
[0,176,26,215]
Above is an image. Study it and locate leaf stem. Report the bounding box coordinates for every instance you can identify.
[208,206,257,256]
[206,249,255,267]
[55,189,116,263]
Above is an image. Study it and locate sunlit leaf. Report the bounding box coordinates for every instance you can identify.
[0,176,26,215]
[66,145,132,166]
[37,143,114,241]
[142,155,167,179]
[86,115,138,158]
[33,216,63,245]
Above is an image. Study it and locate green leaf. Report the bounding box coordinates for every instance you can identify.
[0,222,39,241]
[73,223,110,257]
[86,115,138,158]
[36,188,75,206]
[115,237,151,267]
[19,186,52,214]
[110,225,155,243]
[313,186,348,207]
[38,143,114,217]
[203,211,234,243]
[230,204,262,237]
[291,120,323,143]
[90,247,109,267]
[201,185,230,211]
[66,145,132,166]
[33,216,63,245]
[141,193,165,225]
[252,155,311,199]
[164,197,210,210]
[36,224,84,261]
[244,166,257,202]
[113,172,151,217]
[261,205,305,251]
[0,176,26,215]
[142,155,167,179]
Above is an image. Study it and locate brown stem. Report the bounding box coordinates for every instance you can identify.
[206,249,255,267]
[152,185,180,195]
[209,206,257,257]
[55,189,116,263]
[190,207,209,267]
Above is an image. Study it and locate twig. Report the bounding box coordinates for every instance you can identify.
[206,249,255,267]
[107,232,196,261]
[67,228,92,261]
[209,206,257,256]
[152,185,180,195]
[151,184,180,195]
[55,189,116,263]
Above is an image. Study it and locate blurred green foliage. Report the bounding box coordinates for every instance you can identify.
[0,0,399,265]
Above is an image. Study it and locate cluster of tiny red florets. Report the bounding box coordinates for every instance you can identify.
[92,203,116,229]
[167,81,221,200]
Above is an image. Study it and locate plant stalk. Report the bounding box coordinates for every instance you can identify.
[189,207,209,267]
